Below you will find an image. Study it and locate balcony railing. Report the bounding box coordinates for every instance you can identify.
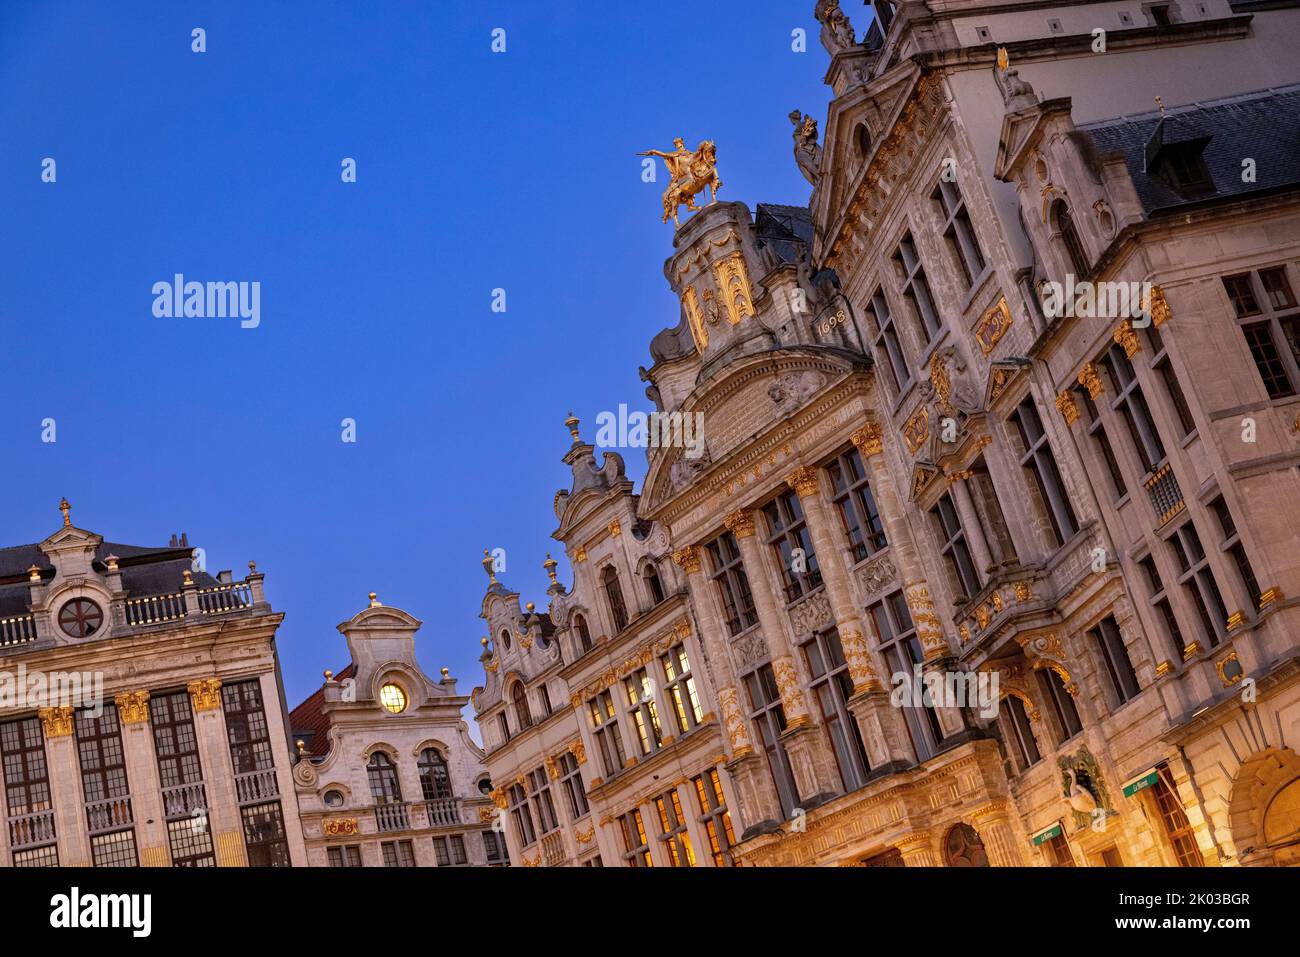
[1145,462,1185,525]
[8,809,56,849]
[125,591,187,626]
[424,797,463,827]
[375,802,411,833]
[234,768,279,806]
[86,795,134,836]
[0,614,37,647]
[162,781,208,820]
[198,581,253,614]
[541,830,567,867]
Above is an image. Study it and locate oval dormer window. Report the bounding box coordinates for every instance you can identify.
[379,683,408,714]
[58,598,103,638]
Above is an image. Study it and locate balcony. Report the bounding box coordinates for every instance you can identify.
[86,795,134,836]
[198,580,253,614]
[1145,462,1185,526]
[162,781,208,820]
[125,591,186,626]
[121,572,265,632]
[0,613,37,648]
[8,809,56,849]
[234,768,279,806]
[424,797,463,827]
[375,801,411,832]
[541,830,567,867]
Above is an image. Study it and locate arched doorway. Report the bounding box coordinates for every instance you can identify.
[944,823,990,866]
[1227,747,1300,865]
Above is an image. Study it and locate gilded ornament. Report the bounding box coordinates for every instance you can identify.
[638,138,722,227]
[850,421,883,457]
[974,297,1013,355]
[785,465,820,498]
[902,406,929,455]
[1055,390,1079,425]
[39,705,74,738]
[1077,363,1103,399]
[1113,319,1141,359]
[712,253,756,326]
[929,353,953,416]
[323,818,359,837]
[187,677,223,712]
[1147,285,1172,327]
[607,520,621,538]
[114,690,151,724]
[723,508,756,539]
[672,545,702,574]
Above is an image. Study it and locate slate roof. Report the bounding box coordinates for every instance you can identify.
[755,203,814,263]
[1081,84,1300,215]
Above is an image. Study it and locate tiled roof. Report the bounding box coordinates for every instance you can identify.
[1082,84,1300,215]
[288,663,357,758]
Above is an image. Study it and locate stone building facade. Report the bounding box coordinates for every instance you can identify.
[472,0,1300,866]
[288,596,501,867]
[0,502,306,866]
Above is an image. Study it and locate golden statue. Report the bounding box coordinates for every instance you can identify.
[639,137,722,226]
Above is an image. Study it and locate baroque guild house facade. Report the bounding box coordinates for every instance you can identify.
[472,0,1300,866]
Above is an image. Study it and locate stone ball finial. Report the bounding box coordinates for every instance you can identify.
[368,592,381,607]
[248,560,257,573]
[295,739,306,756]
[324,670,333,681]
[480,637,489,647]
[525,601,535,613]
[441,667,450,678]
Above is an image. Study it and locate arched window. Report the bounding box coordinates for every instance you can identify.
[854,122,872,158]
[603,566,629,633]
[499,628,512,651]
[512,682,533,730]
[644,562,666,606]
[944,823,990,866]
[418,748,453,800]
[367,752,402,805]
[1052,200,1089,277]
[574,614,594,654]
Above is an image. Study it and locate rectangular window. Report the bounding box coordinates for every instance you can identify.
[1076,386,1127,499]
[1210,496,1262,611]
[932,179,986,287]
[1,716,56,862]
[619,808,653,867]
[1011,398,1079,547]
[869,287,910,394]
[763,490,822,602]
[527,766,559,835]
[432,835,467,866]
[327,844,362,867]
[75,704,136,862]
[967,459,1018,564]
[894,233,942,345]
[1044,832,1076,867]
[588,690,627,778]
[930,492,982,599]
[827,447,888,563]
[870,591,943,760]
[1103,345,1167,475]
[692,768,736,867]
[1090,616,1141,705]
[497,713,510,745]
[707,532,758,635]
[1228,270,1300,398]
[1169,520,1229,648]
[661,643,704,736]
[1146,323,1196,439]
[1001,694,1040,773]
[150,690,208,827]
[166,817,216,867]
[1152,766,1204,866]
[802,630,870,791]
[509,781,535,846]
[623,668,663,755]
[654,789,697,867]
[240,801,291,866]
[1037,666,1083,743]
[222,679,275,774]
[743,664,799,819]
[557,750,589,820]
[538,684,553,717]
[381,840,416,867]
[482,828,509,865]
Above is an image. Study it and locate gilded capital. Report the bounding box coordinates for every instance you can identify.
[1147,285,1172,327]
[1055,390,1079,426]
[187,677,223,712]
[722,508,756,539]
[850,420,883,457]
[1113,319,1141,358]
[1077,362,1103,399]
[784,465,821,498]
[39,705,74,738]
[115,690,151,724]
[671,544,702,574]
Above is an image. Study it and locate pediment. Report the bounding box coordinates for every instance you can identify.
[39,525,102,551]
[909,462,943,503]
[984,358,1032,413]
[995,97,1073,183]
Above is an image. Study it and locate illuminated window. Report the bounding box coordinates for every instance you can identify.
[654,790,696,867]
[380,683,407,714]
[692,768,735,866]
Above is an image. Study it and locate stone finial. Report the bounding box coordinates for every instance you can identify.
[105,554,119,572]
[525,601,535,613]
[480,636,489,648]
[565,410,581,444]
[248,560,257,574]
[441,667,450,679]
[543,553,558,585]
[182,569,194,586]
[59,497,71,527]
[324,670,334,681]
[295,739,306,757]
[28,564,41,583]
[482,549,497,583]
[368,592,381,607]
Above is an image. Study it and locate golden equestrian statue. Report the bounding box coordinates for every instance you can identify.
[638,137,722,226]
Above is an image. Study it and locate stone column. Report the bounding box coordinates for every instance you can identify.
[896,830,939,866]
[186,677,246,866]
[42,706,91,867]
[969,800,1025,867]
[725,507,840,805]
[115,690,170,866]
[948,475,995,576]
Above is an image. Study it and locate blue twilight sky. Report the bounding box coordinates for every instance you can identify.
[0,1,855,720]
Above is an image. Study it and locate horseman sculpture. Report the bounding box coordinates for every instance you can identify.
[638,137,722,226]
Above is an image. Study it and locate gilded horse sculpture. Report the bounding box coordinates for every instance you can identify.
[638,138,722,226]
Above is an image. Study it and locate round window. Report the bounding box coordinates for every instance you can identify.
[323,789,344,808]
[379,683,408,714]
[58,598,104,638]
